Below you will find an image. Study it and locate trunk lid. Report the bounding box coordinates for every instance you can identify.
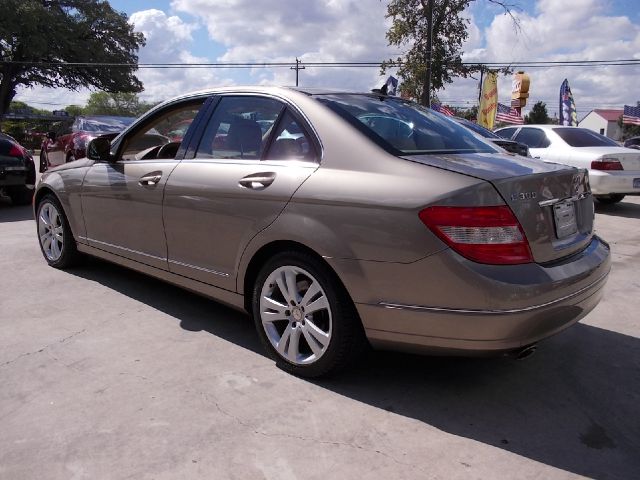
[588,147,640,171]
[404,152,594,263]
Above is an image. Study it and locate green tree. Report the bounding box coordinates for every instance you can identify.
[0,0,145,122]
[381,0,517,104]
[64,104,84,117]
[525,101,551,124]
[83,92,155,116]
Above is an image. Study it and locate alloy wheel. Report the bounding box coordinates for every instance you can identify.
[259,265,332,365]
[38,202,64,261]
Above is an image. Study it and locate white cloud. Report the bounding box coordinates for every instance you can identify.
[171,0,398,90]
[14,0,640,121]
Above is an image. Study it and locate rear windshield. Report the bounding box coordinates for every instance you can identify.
[554,128,619,147]
[315,94,498,155]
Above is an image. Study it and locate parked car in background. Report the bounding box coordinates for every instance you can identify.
[452,117,530,157]
[0,132,36,205]
[34,87,610,377]
[40,115,135,172]
[623,136,640,150]
[495,125,640,204]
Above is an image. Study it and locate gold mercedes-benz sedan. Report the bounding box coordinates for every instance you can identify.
[34,87,610,377]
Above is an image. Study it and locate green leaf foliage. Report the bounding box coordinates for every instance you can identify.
[0,0,146,117]
[525,101,551,124]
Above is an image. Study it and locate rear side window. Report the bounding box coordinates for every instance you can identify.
[514,128,550,148]
[553,127,619,147]
[196,96,284,159]
[265,110,316,161]
[315,94,497,155]
[495,127,517,139]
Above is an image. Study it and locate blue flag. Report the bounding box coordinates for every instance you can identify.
[559,79,578,126]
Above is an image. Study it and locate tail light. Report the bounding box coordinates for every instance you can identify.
[8,144,24,157]
[591,158,623,170]
[419,205,533,265]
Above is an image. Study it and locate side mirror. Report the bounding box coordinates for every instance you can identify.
[47,131,56,140]
[87,137,113,161]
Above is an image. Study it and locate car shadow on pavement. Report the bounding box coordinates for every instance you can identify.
[68,257,639,480]
[68,257,264,356]
[0,198,33,222]
[321,325,640,480]
[595,200,640,219]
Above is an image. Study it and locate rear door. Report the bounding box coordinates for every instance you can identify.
[80,97,209,270]
[163,95,319,291]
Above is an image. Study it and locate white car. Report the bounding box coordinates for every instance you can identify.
[495,125,640,204]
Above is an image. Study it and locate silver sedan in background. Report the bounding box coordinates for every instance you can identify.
[34,87,610,377]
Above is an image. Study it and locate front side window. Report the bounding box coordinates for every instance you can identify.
[120,100,205,161]
[315,94,498,155]
[553,127,619,147]
[495,127,517,139]
[196,96,284,159]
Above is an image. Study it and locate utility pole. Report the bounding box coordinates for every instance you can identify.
[422,0,434,107]
[290,58,305,87]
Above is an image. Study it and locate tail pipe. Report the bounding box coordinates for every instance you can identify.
[512,344,537,360]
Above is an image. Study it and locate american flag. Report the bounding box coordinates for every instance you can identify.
[623,105,640,126]
[431,103,455,116]
[495,103,524,124]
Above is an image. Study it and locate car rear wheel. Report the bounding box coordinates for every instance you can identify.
[36,194,80,268]
[252,251,364,378]
[595,194,625,204]
[7,185,34,206]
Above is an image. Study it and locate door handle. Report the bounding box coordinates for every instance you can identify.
[139,172,162,186]
[238,172,276,190]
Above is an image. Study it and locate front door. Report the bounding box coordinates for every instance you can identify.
[163,95,319,291]
[80,98,208,270]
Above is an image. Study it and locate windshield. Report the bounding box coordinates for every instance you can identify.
[554,127,619,147]
[454,118,500,139]
[77,116,136,133]
[315,94,498,155]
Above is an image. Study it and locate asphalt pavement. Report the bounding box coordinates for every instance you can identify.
[0,190,638,479]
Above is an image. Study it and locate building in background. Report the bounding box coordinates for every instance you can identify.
[579,109,623,140]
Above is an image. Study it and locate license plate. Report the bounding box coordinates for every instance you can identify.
[634,178,640,188]
[553,200,578,239]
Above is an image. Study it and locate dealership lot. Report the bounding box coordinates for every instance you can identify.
[1,194,638,479]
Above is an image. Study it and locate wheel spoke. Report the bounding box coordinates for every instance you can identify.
[51,238,61,259]
[276,325,293,358]
[299,280,321,309]
[303,319,330,349]
[39,210,50,227]
[286,327,301,362]
[42,236,52,253]
[304,295,329,315]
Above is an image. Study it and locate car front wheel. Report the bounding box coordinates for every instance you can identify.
[36,194,80,268]
[252,251,364,378]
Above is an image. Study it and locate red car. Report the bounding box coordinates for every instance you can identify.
[0,132,36,205]
[40,115,135,172]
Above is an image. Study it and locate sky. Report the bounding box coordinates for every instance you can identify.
[14,0,640,119]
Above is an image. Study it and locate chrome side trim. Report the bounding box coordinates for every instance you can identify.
[85,237,167,262]
[379,270,609,315]
[168,259,229,277]
[538,192,591,208]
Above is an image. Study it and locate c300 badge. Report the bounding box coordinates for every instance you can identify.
[510,191,537,201]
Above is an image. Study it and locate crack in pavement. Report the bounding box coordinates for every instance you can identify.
[200,391,422,471]
[1,328,87,368]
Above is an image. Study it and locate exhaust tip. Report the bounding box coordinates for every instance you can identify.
[513,344,537,360]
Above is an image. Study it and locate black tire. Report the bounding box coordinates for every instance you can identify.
[36,194,81,269]
[7,185,34,206]
[595,194,625,204]
[252,251,366,378]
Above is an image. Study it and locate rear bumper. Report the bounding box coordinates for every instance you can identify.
[589,169,640,195]
[329,236,610,355]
